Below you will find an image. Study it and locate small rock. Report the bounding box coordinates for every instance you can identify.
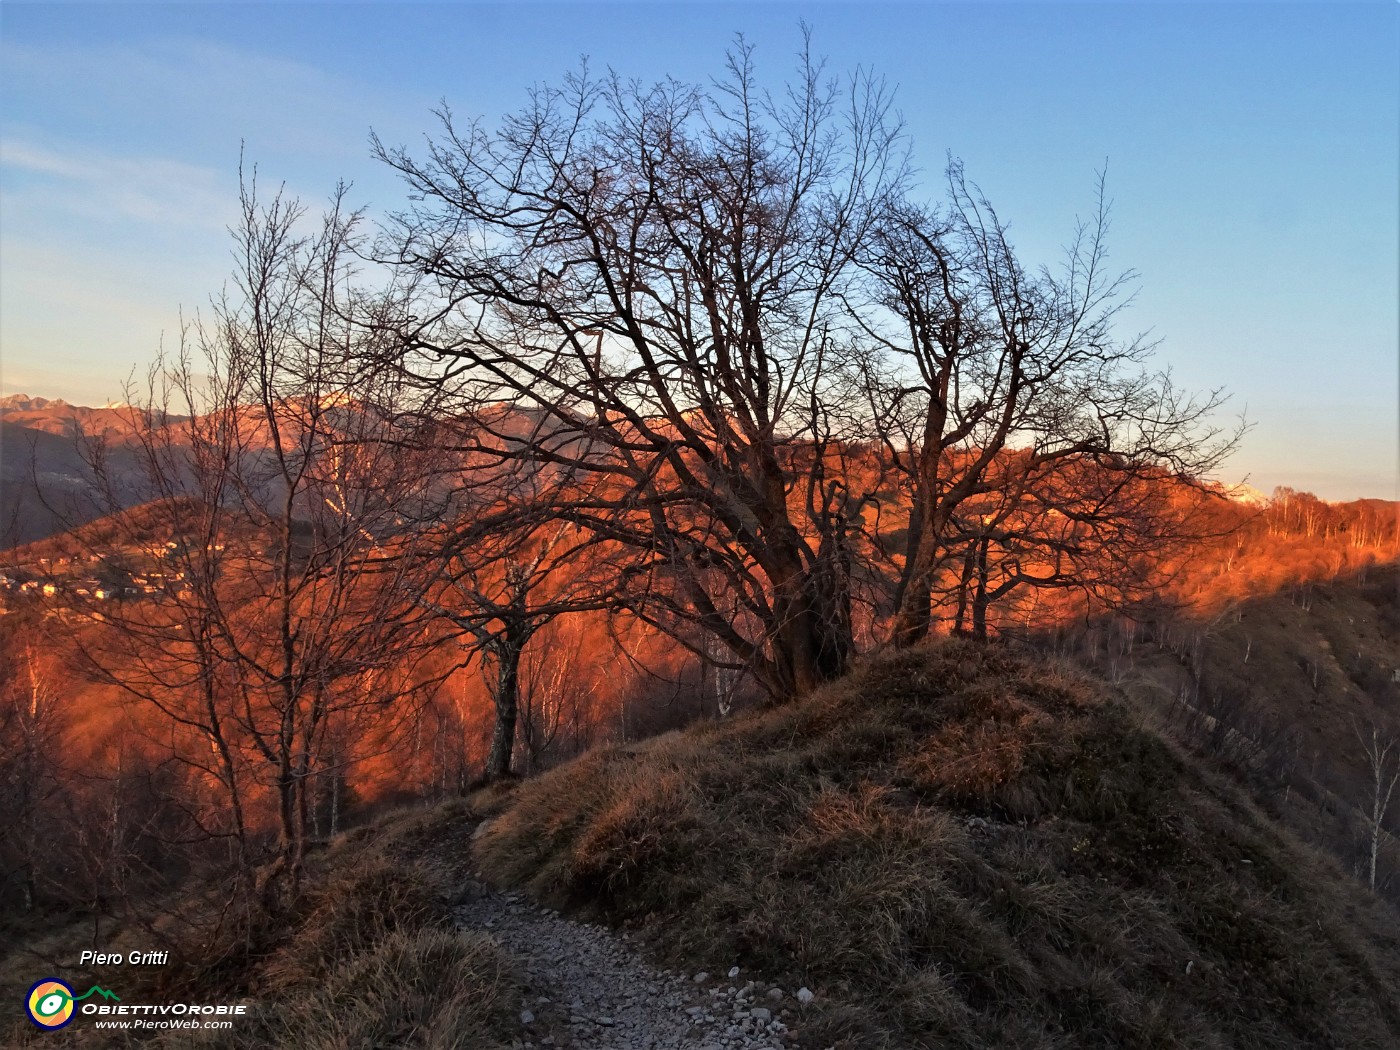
[796,986,815,1004]
[751,1006,772,1023]
[693,971,709,983]
[597,1016,614,1026]
[520,1009,535,1025]
[767,987,784,1001]
[728,965,741,978]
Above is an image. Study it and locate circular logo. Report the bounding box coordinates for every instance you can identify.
[26,979,76,1030]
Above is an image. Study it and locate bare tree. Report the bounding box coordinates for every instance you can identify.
[853,163,1240,644]
[74,172,452,903]
[1355,720,1400,892]
[374,35,904,700]
[514,615,603,773]
[424,515,609,781]
[936,449,1222,639]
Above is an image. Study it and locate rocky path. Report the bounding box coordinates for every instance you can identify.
[455,882,815,1050]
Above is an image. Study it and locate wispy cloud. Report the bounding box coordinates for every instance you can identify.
[0,30,428,406]
[0,34,425,178]
[2,137,235,231]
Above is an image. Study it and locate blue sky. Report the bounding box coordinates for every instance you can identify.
[1,1,1396,499]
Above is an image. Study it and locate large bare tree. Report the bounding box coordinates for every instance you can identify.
[373,39,1238,696]
[373,38,904,700]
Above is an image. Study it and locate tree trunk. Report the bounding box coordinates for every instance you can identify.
[292,752,309,890]
[952,540,977,635]
[971,535,991,642]
[890,431,951,648]
[330,769,340,836]
[485,630,524,781]
[891,494,936,647]
[770,572,848,698]
[811,520,855,681]
[276,763,296,860]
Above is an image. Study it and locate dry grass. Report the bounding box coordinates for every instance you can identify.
[1,799,521,1049]
[474,640,1400,1049]
[191,800,521,1050]
[254,799,485,992]
[171,928,519,1050]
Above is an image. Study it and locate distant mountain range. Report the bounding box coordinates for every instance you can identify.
[1,395,129,408]
[0,395,164,548]
[0,393,1366,554]
[0,394,153,439]
[0,393,441,550]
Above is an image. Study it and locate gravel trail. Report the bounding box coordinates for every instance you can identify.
[455,881,812,1050]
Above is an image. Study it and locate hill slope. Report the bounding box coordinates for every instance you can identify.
[471,640,1400,1049]
[1085,562,1400,894]
[0,417,151,549]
